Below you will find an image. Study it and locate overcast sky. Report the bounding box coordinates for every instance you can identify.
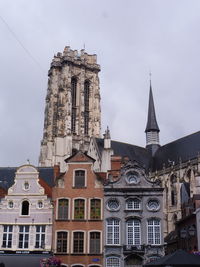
[1,0,200,166]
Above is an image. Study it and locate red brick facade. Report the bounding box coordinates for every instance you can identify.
[52,152,104,266]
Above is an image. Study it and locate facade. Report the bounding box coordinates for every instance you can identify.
[39,46,101,171]
[104,156,164,267]
[0,165,53,253]
[52,151,104,267]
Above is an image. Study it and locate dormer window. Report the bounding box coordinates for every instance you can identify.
[74,170,85,188]
[21,200,29,216]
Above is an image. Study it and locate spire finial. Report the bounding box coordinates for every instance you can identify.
[149,71,152,88]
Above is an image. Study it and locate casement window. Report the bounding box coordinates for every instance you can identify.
[147,219,161,245]
[73,232,84,253]
[74,199,85,220]
[2,225,13,248]
[58,199,69,220]
[84,80,90,135]
[106,219,120,245]
[35,225,45,248]
[126,198,141,210]
[106,257,120,267]
[21,200,29,215]
[90,199,101,220]
[89,232,100,254]
[18,225,29,249]
[71,77,77,133]
[56,232,67,253]
[74,170,85,188]
[126,219,141,245]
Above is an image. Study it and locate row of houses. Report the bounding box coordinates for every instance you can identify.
[0,149,164,267]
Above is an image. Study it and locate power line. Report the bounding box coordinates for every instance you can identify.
[0,14,45,73]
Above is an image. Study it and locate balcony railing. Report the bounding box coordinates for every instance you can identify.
[123,245,145,253]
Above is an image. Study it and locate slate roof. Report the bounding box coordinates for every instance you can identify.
[95,138,152,171]
[0,167,54,190]
[95,130,200,172]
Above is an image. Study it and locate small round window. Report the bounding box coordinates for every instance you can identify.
[107,199,120,211]
[38,201,43,208]
[8,201,14,208]
[147,199,160,211]
[24,182,29,190]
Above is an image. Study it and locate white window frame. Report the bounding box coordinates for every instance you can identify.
[20,199,30,216]
[2,225,13,248]
[106,256,120,267]
[126,198,141,210]
[18,225,30,249]
[106,218,120,245]
[89,198,102,220]
[35,225,46,249]
[147,218,161,245]
[73,169,87,188]
[126,219,141,245]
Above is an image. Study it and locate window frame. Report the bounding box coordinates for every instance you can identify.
[73,198,86,220]
[89,198,102,220]
[73,169,86,188]
[126,218,141,246]
[18,225,30,249]
[56,230,68,254]
[147,218,161,245]
[21,200,30,216]
[106,256,120,267]
[35,225,46,249]
[57,198,70,220]
[106,218,120,245]
[2,225,13,248]
[72,231,85,254]
[88,230,102,254]
[126,198,141,211]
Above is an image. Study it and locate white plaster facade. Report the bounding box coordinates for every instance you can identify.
[0,165,53,252]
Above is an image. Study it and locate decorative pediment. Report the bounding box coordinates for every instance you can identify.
[65,151,95,163]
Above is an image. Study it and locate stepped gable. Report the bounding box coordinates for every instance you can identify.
[153,131,200,171]
[95,138,152,171]
[0,167,55,189]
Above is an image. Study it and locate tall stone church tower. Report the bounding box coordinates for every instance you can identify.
[39,46,101,170]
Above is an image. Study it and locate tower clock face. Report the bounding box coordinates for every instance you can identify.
[127,172,140,184]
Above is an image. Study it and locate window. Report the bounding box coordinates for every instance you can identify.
[84,80,90,135]
[35,225,45,248]
[106,257,120,267]
[107,199,120,211]
[147,219,161,245]
[38,201,43,209]
[126,198,141,210]
[21,200,29,215]
[18,225,29,248]
[2,225,13,248]
[73,232,84,253]
[8,201,13,209]
[71,77,77,133]
[24,182,29,190]
[58,199,68,220]
[89,232,100,254]
[106,219,120,245]
[74,170,85,188]
[147,199,160,211]
[74,199,85,219]
[57,232,67,253]
[126,219,141,245]
[90,199,101,220]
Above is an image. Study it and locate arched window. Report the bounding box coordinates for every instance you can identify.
[21,200,29,215]
[56,231,67,253]
[89,232,100,254]
[147,219,161,245]
[58,199,69,220]
[126,198,141,210]
[106,257,120,267]
[74,199,85,220]
[126,219,141,245]
[71,77,77,133]
[74,170,85,188]
[90,199,101,219]
[170,174,177,206]
[106,219,120,245]
[73,232,84,253]
[84,80,90,135]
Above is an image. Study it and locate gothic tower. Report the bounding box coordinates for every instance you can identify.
[39,46,101,170]
[145,81,160,156]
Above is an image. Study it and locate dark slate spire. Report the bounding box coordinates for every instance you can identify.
[145,81,160,133]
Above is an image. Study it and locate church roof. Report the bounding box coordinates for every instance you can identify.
[95,138,152,170]
[0,167,55,190]
[145,83,160,132]
[153,131,200,170]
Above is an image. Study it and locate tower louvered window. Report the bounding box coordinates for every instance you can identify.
[84,80,90,135]
[71,78,77,133]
